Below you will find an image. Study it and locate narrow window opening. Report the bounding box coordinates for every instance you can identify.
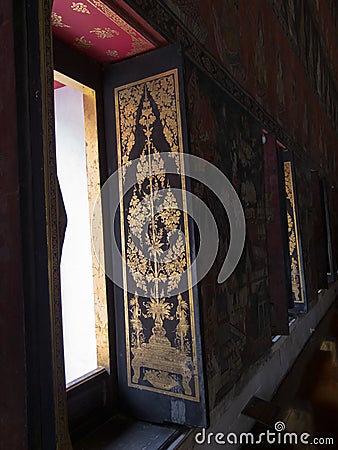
[54,71,109,386]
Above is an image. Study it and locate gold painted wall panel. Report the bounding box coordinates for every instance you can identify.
[284,161,305,304]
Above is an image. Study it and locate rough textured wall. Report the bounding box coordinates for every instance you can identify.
[126,0,338,409]
[185,60,271,408]
[160,0,338,178]
[129,0,338,180]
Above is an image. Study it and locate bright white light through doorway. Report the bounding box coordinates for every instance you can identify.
[54,72,109,385]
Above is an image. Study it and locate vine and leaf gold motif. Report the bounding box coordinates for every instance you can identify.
[90,27,119,39]
[115,71,199,400]
[51,12,71,28]
[284,161,304,303]
[71,2,91,14]
[106,50,119,58]
[88,0,152,57]
[74,36,93,49]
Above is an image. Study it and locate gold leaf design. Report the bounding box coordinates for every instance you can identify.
[291,257,301,301]
[74,36,93,49]
[126,235,148,293]
[284,161,294,206]
[89,0,146,38]
[51,12,71,28]
[126,36,150,57]
[125,91,187,297]
[115,70,199,399]
[106,49,119,58]
[147,75,181,171]
[117,85,144,176]
[143,297,174,325]
[90,27,119,38]
[71,2,90,14]
[143,370,178,390]
[284,161,305,304]
[175,294,190,354]
[130,293,144,348]
[287,212,296,255]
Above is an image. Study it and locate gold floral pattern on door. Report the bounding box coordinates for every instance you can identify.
[284,161,305,304]
[114,70,199,400]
